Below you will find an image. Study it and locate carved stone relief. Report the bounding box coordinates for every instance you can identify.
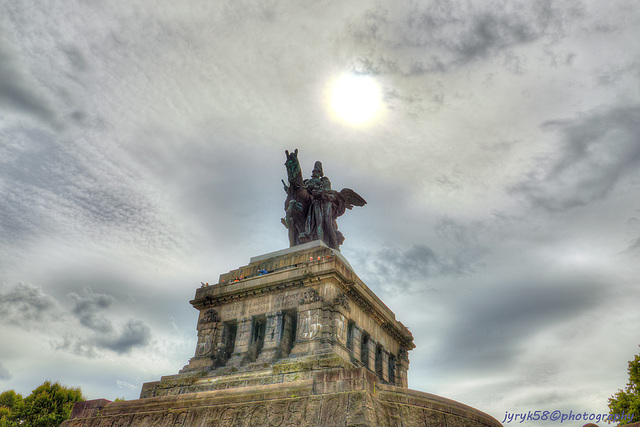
[299,288,323,305]
[333,293,350,312]
[199,308,220,325]
[334,314,347,345]
[195,331,213,357]
[298,309,321,339]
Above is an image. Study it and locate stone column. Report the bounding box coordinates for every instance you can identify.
[256,312,282,363]
[351,326,363,366]
[332,312,349,361]
[366,337,376,372]
[179,308,221,373]
[398,365,408,388]
[290,287,324,356]
[291,307,321,355]
[397,348,410,388]
[381,350,389,383]
[227,317,252,367]
[333,312,347,346]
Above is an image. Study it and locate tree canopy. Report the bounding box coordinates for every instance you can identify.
[609,349,640,425]
[0,381,83,427]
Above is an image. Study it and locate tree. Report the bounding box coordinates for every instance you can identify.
[609,350,640,425]
[0,389,22,427]
[0,382,83,427]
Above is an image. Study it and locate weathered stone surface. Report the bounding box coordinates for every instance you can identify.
[167,241,414,394]
[63,368,501,427]
[67,399,111,419]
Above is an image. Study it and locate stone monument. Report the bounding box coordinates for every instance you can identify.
[281,149,366,250]
[63,150,502,427]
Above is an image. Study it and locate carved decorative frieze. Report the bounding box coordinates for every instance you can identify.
[298,288,323,305]
[193,281,304,309]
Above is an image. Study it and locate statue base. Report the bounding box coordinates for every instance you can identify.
[63,367,501,427]
[63,242,501,426]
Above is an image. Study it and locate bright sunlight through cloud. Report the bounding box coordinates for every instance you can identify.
[330,74,382,125]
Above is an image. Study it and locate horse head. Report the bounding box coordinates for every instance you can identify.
[284,149,303,188]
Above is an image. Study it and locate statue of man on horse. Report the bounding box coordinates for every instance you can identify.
[281,149,366,251]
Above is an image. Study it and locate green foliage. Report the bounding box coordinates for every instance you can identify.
[0,381,83,427]
[0,390,22,409]
[609,351,640,425]
[0,389,22,427]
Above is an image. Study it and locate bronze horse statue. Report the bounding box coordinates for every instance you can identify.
[281,149,366,250]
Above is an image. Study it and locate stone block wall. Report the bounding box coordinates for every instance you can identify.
[170,241,413,391]
[64,368,503,427]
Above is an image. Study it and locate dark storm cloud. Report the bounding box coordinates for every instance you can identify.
[64,288,152,355]
[96,319,151,354]
[0,25,57,124]
[370,244,443,278]
[359,216,489,290]
[433,278,606,372]
[344,0,582,75]
[374,243,474,280]
[0,282,59,326]
[359,244,481,292]
[0,282,152,356]
[69,288,116,334]
[54,319,152,356]
[510,105,640,211]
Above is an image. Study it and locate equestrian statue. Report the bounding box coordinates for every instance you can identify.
[281,149,366,250]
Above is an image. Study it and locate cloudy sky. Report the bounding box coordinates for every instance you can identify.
[1,0,639,424]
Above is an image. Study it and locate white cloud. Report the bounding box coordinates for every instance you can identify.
[0,0,639,422]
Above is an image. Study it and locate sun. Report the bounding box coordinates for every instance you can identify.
[330,73,382,125]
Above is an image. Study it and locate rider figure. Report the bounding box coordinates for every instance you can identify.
[299,162,342,248]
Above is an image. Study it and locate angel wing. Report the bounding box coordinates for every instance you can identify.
[332,188,367,217]
[339,188,367,209]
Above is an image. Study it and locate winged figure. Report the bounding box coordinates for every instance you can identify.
[281,149,366,250]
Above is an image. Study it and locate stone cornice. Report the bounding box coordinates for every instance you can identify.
[191,245,415,351]
[191,279,305,310]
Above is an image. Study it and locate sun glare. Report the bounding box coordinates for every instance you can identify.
[330,74,382,125]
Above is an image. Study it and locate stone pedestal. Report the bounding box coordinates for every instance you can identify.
[63,241,502,426]
[63,368,502,427]
[172,240,415,389]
